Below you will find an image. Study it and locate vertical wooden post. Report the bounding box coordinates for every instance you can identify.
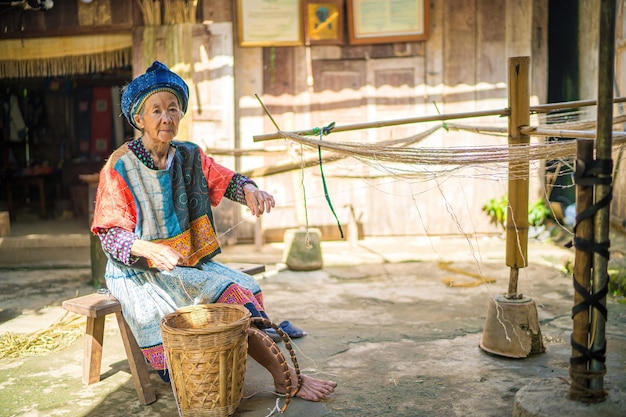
[569,139,594,396]
[589,0,616,394]
[505,56,530,297]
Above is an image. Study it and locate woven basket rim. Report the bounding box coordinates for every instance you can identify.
[161,303,251,335]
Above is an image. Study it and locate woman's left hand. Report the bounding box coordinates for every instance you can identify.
[244,184,275,217]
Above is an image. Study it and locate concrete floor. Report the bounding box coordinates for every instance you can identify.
[0,216,625,416]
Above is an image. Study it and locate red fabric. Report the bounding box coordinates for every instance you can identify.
[91,166,137,234]
[201,152,235,207]
[91,87,112,158]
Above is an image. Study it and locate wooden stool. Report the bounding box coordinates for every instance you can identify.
[61,263,265,405]
[62,292,156,405]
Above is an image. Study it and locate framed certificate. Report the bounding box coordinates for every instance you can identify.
[347,0,429,45]
[237,0,303,47]
[304,0,344,45]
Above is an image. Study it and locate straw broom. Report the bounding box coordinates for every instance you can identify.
[163,0,198,24]
[136,0,162,26]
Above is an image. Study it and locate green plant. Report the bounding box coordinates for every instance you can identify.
[482,195,508,230]
[482,196,554,230]
[609,268,626,301]
[528,198,553,227]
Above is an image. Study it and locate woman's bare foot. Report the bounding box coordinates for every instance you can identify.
[246,327,336,401]
[276,368,337,402]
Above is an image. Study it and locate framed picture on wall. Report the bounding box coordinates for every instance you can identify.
[304,0,344,45]
[347,0,429,45]
[237,0,303,47]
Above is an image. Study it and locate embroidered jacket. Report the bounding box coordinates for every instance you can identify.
[92,139,253,268]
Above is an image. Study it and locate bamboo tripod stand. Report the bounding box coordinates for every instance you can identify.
[478,57,546,359]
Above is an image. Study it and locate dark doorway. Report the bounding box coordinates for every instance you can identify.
[548,0,580,103]
[546,0,580,212]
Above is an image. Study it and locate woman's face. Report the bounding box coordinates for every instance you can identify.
[133,91,182,143]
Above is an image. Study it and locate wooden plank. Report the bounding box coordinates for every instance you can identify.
[228,263,266,275]
[443,0,476,89]
[201,0,234,23]
[62,293,121,318]
[115,312,156,405]
[425,0,443,104]
[505,0,533,58]
[111,0,135,27]
[263,47,295,97]
[78,0,112,26]
[476,0,506,100]
[310,59,366,119]
[83,316,105,385]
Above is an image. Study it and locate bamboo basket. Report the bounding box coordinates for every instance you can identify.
[161,304,251,417]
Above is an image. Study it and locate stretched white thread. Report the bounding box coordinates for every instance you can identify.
[435,175,489,284]
[242,389,284,400]
[459,175,487,277]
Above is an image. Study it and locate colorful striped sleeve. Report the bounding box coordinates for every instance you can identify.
[225,173,256,205]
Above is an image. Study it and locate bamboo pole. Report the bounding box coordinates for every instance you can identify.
[529,96,626,113]
[253,108,510,142]
[569,139,595,398]
[519,126,626,140]
[252,97,626,142]
[589,0,616,395]
[505,57,530,297]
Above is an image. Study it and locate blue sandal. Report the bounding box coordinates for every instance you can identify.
[264,320,306,341]
[278,320,306,338]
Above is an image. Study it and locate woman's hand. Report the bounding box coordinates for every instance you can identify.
[130,239,183,271]
[244,183,275,217]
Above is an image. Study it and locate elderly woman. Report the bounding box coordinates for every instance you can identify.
[91,61,336,401]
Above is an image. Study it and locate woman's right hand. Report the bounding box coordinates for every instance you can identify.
[130,239,184,271]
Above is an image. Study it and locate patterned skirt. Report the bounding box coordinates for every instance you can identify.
[105,260,265,370]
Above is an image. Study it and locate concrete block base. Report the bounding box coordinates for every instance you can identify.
[283,228,323,271]
[480,294,544,358]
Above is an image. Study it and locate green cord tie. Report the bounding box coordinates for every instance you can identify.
[315,122,343,239]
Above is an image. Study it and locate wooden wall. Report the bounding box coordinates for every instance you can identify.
[232,0,549,238]
[3,0,624,237]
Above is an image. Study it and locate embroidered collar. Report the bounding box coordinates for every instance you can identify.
[128,138,176,170]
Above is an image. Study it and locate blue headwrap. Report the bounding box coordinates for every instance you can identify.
[121,61,189,130]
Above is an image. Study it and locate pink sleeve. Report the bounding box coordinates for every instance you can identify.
[200,151,235,207]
